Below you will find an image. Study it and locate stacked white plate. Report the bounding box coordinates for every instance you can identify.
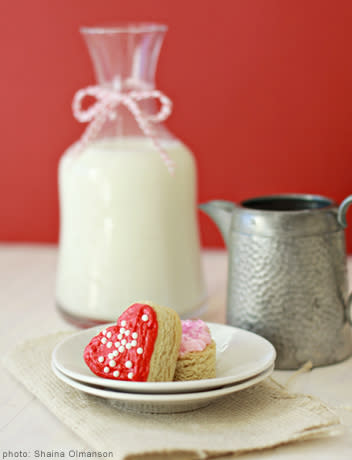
[52,322,276,413]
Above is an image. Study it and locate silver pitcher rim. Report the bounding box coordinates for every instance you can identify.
[240,193,336,215]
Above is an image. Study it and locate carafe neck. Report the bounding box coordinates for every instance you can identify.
[81,23,167,91]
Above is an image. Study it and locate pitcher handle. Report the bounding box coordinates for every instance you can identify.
[338,195,352,324]
[337,195,352,228]
[345,293,352,325]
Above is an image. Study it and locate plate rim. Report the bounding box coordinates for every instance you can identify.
[52,321,276,393]
[52,361,274,403]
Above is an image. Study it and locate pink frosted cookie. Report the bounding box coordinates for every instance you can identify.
[174,319,216,381]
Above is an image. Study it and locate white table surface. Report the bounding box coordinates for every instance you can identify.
[0,244,352,459]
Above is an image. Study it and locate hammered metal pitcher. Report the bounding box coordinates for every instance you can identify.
[200,194,352,369]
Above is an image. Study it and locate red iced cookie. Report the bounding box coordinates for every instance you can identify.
[83,302,182,382]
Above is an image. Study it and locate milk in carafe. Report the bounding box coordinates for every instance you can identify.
[56,137,205,323]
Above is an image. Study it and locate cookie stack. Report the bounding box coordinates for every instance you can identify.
[84,302,216,382]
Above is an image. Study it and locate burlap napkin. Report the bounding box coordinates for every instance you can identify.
[3,332,342,460]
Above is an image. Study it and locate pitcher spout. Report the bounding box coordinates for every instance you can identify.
[199,200,235,247]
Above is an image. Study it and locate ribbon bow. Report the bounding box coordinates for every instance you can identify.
[72,86,174,174]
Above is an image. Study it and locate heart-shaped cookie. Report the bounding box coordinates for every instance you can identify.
[84,303,158,381]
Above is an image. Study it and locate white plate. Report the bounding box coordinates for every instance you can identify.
[52,362,274,414]
[52,322,276,393]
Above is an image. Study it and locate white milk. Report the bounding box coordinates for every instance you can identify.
[56,137,206,321]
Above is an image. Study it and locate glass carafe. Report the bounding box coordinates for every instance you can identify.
[56,23,206,326]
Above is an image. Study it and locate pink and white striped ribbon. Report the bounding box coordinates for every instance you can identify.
[72,86,174,174]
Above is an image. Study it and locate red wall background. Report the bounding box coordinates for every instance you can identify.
[1,0,352,249]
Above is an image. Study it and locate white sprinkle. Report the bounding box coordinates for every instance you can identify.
[125,330,130,336]
[121,339,127,345]
[106,331,112,339]
[113,350,118,356]
[128,372,133,379]
[125,361,132,368]
[107,341,112,348]
[98,356,104,363]
[120,327,125,333]
[131,340,137,347]
[137,348,143,354]
[104,366,110,373]
[113,370,120,378]
[119,346,125,353]
[101,337,107,344]
[121,320,126,327]
[102,330,107,335]
[108,353,114,359]
[118,334,123,340]
[115,341,120,348]
[142,314,148,322]
[132,332,138,339]
[109,360,116,367]
[126,343,132,350]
